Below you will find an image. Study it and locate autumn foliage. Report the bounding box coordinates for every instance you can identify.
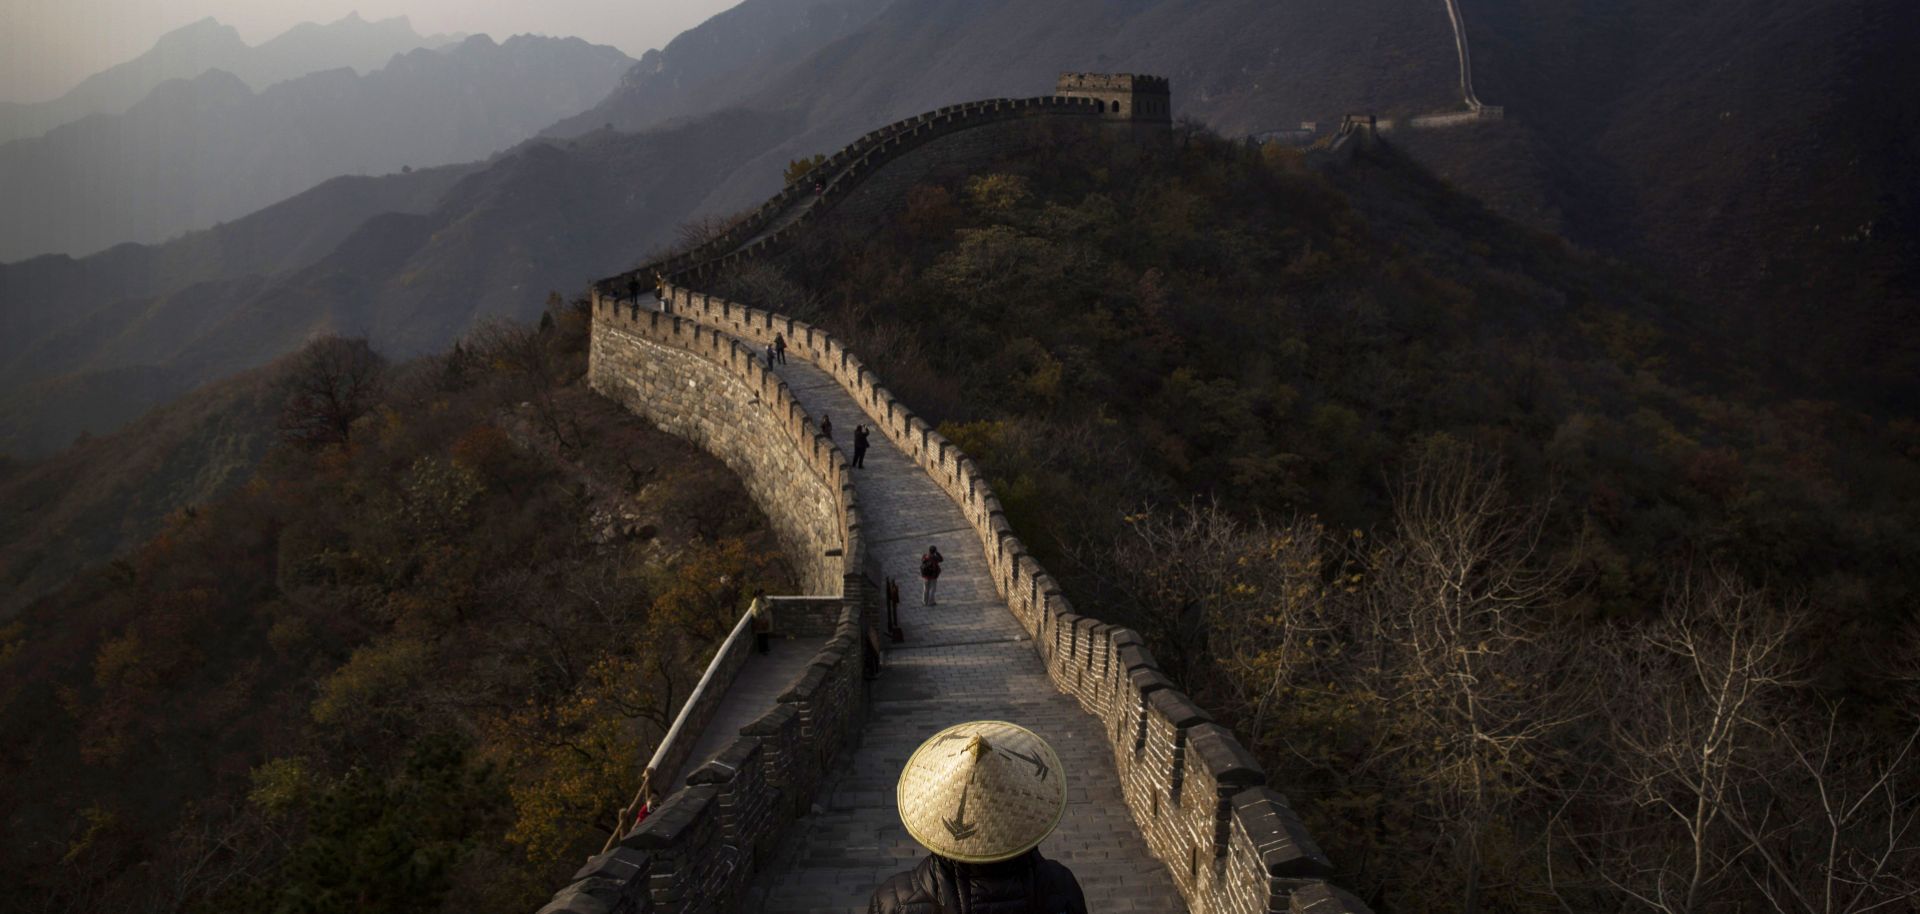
[0,302,793,912]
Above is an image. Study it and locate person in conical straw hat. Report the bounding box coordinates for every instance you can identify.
[869,721,1088,914]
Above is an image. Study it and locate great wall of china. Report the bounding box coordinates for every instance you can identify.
[534,74,1376,914]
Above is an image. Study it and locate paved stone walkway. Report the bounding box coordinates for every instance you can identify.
[739,358,1187,914]
[673,638,822,788]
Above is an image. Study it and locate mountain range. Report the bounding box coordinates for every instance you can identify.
[0,33,632,260]
[0,13,465,145]
[1,0,1914,462]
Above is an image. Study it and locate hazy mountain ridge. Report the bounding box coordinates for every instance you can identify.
[0,13,463,145]
[570,0,1464,216]
[5,0,1912,459]
[542,0,896,138]
[0,109,798,457]
[0,33,633,261]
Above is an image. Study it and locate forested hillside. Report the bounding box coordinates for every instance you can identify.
[0,303,793,911]
[710,123,1920,911]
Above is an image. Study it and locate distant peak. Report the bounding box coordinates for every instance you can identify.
[156,16,242,45]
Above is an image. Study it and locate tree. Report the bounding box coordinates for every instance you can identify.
[784,153,826,185]
[1360,440,1577,914]
[1572,570,1801,914]
[278,336,385,449]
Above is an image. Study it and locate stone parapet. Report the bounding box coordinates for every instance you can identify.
[593,95,1103,296]
[654,282,1371,913]
[564,73,1372,914]
[533,605,865,914]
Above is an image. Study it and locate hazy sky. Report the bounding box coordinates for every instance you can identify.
[1,0,740,103]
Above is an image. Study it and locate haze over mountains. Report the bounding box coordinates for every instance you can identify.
[0,13,465,145]
[0,33,631,260]
[1,0,1913,462]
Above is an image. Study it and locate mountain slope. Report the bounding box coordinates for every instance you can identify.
[0,34,632,260]
[0,108,798,456]
[1407,0,1920,403]
[0,357,291,616]
[7,0,1912,459]
[543,0,895,137]
[0,13,460,144]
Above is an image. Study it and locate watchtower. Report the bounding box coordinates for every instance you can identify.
[1055,73,1172,123]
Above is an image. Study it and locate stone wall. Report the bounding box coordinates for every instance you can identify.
[594,95,1104,297]
[657,284,1372,914]
[540,605,868,914]
[558,74,1372,914]
[535,300,881,914]
[1055,72,1173,122]
[588,299,861,596]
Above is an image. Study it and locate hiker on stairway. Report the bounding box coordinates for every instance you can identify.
[869,721,1087,914]
[920,545,942,605]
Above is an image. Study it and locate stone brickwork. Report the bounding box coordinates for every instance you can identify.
[546,75,1375,914]
[1056,72,1173,122]
[587,302,860,596]
[536,300,879,914]
[654,284,1370,914]
[595,95,1107,297]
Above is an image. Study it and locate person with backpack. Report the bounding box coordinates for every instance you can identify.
[853,424,871,468]
[869,721,1087,914]
[919,545,943,605]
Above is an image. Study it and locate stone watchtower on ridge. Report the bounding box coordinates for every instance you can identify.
[1055,72,1172,123]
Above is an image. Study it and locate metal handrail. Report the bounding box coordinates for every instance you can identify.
[601,597,764,852]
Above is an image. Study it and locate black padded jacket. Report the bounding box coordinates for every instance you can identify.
[867,850,1088,914]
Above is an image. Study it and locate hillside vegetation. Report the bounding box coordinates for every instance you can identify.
[0,303,792,912]
[713,124,1920,912]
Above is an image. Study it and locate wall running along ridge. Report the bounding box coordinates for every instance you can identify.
[596,94,1105,295]
[651,287,1374,914]
[546,300,876,914]
[544,77,1374,914]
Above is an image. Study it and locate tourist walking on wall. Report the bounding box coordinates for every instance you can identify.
[626,276,641,306]
[854,425,870,467]
[869,721,1087,914]
[765,343,777,368]
[774,332,788,364]
[821,413,833,441]
[920,545,942,605]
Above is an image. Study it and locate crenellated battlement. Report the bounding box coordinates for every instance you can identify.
[1056,71,1173,121]
[552,75,1373,914]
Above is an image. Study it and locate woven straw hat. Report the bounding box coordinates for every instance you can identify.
[896,721,1066,863]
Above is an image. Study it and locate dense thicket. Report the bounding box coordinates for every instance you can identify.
[715,124,1920,912]
[0,302,792,912]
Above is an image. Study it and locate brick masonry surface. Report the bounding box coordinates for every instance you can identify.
[537,77,1374,914]
[738,355,1187,914]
